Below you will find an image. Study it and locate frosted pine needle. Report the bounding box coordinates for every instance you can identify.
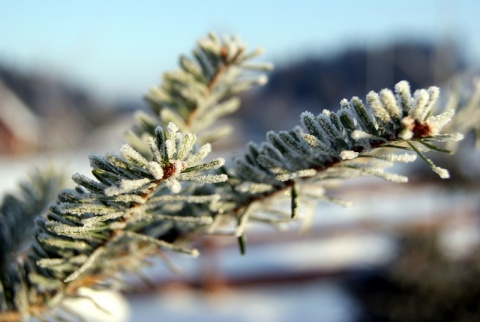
[380,88,402,120]
[186,143,212,165]
[369,153,417,163]
[184,158,225,173]
[147,137,164,163]
[236,183,274,194]
[120,144,148,167]
[178,173,228,183]
[351,130,375,140]
[149,194,220,203]
[123,231,199,257]
[165,139,176,159]
[105,178,151,196]
[177,133,196,160]
[395,80,412,114]
[427,109,455,134]
[412,89,430,122]
[165,179,182,193]
[64,247,106,283]
[303,133,322,148]
[432,166,450,179]
[339,150,359,160]
[425,86,440,118]
[360,168,409,183]
[276,169,317,181]
[147,161,164,180]
[367,91,391,123]
[424,133,464,142]
[166,122,179,140]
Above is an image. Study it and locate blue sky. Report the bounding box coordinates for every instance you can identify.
[0,0,479,100]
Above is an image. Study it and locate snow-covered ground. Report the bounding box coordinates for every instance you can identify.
[127,280,358,322]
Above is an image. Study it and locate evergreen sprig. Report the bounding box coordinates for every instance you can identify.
[0,169,64,321]
[202,81,463,250]
[128,32,272,152]
[0,124,227,321]
[0,33,466,321]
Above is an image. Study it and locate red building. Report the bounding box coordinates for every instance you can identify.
[0,79,40,154]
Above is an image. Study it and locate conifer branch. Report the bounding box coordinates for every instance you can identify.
[0,33,467,321]
[129,32,272,150]
[199,81,463,252]
[1,124,227,320]
[0,169,65,321]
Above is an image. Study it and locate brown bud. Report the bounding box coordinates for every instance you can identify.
[220,46,228,62]
[412,121,432,138]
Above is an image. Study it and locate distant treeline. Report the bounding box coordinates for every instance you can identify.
[0,65,114,126]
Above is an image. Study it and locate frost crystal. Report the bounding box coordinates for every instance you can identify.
[303,133,321,147]
[165,139,176,159]
[276,169,317,181]
[432,166,450,179]
[377,153,417,163]
[380,89,401,120]
[165,179,182,193]
[395,80,412,114]
[147,161,164,180]
[427,109,455,134]
[399,116,415,140]
[412,89,430,121]
[120,144,148,167]
[105,178,151,196]
[186,143,211,165]
[367,91,391,122]
[351,130,374,140]
[167,122,179,139]
[339,150,359,160]
[256,74,269,85]
[362,168,409,183]
[147,136,163,162]
[179,174,228,183]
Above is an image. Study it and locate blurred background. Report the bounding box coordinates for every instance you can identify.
[1,1,480,321]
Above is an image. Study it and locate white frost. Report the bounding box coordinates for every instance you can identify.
[339,150,359,160]
[120,144,148,167]
[351,130,374,141]
[367,91,391,123]
[411,89,429,121]
[427,109,454,134]
[276,169,317,181]
[380,89,401,120]
[147,161,164,180]
[147,136,163,163]
[395,80,412,113]
[432,166,450,179]
[165,179,182,193]
[105,178,151,196]
[165,140,176,159]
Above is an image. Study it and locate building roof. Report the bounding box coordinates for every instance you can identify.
[0,79,41,146]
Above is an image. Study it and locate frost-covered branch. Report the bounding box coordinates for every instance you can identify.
[0,124,227,321]
[205,81,462,249]
[128,32,272,152]
[0,33,467,322]
[0,169,64,321]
